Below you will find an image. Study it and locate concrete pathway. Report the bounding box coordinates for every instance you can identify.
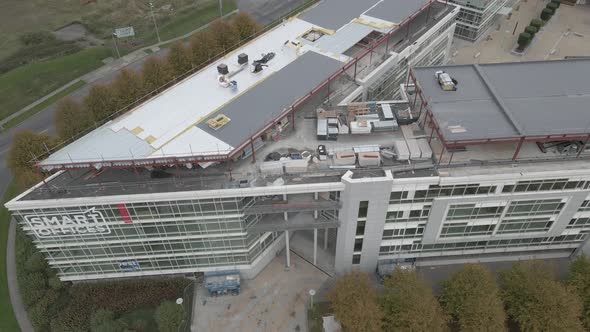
[7,218,34,332]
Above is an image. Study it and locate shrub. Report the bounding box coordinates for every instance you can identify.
[530,18,543,29]
[517,32,532,48]
[525,25,538,36]
[19,31,56,45]
[155,301,185,332]
[19,272,47,307]
[547,2,559,10]
[541,8,554,20]
[551,0,561,7]
[25,251,47,272]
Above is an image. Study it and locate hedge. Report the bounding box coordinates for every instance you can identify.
[547,2,559,10]
[541,8,554,21]
[530,18,543,29]
[518,32,532,47]
[525,25,538,36]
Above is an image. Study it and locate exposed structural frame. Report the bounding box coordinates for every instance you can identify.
[36,0,446,172]
[408,68,590,164]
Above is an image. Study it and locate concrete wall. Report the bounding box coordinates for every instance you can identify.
[335,171,393,273]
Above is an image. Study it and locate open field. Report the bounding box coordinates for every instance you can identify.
[0,47,112,121]
[0,181,20,332]
[0,0,233,59]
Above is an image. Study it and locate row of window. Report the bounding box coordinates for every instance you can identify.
[440,223,495,238]
[390,184,497,204]
[379,233,588,255]
[504,199,565,217]
[502,179,588,194]
[446,204,504,221]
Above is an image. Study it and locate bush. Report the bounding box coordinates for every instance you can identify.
[541,8,554,20]
[517,32,532,48]
[551,0,561,7]
[155,301,185,332]
[525,25,538,36]
[25,251,47,272]
[19,31,56,45]
[530,18,543,29]
[19,272,47,307]
[547,2,559,10]
[90,309,128,332]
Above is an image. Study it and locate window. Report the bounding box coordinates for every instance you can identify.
[352,254,361,265]
[356,220,366,236]
[354,239,363,252]
[358,201,369,218]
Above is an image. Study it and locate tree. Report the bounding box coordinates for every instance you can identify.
[155,300,185,332]
[90,309,127,332]
[189,30,222,68]
[500,260,584,332]
[166,41,193,77]
[25,251,47,273]
[112,68,145,109]
[84,84,120,122]
[440,264,506,331]
[7,130,54,188]
[568,255,590,329]
[328,271,382,332]
[380,268,447,332]
[232,12,260,41]
[19,271,46,307]
[55,97,93,140]
[209,19,240,52]
[142,57,173,93]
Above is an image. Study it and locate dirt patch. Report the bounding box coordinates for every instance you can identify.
[54,22,104,46]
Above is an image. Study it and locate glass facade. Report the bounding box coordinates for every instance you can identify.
[13,196,281,279]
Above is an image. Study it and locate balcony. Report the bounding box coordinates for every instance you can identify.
[247,211,340,232]
[243,199,341,215]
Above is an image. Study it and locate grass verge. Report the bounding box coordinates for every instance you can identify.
[3,80,86,130]
[307,301,331,332]
[0,47,113,121]
[0,180,21,332]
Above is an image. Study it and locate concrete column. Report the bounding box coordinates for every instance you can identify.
[313,229,318,265]
[283,194,288,221]
[324,228,328,250]
[285,230,290,268]
[314,192,319,219]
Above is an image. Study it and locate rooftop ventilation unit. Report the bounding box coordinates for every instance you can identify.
[435,71,456,91]
[238,53,248,65]
[217,63,229,75]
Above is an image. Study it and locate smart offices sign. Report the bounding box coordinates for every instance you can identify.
[24,208,111,238]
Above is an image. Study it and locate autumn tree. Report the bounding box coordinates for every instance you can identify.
[328,270,382,332]
[141,57,173,93]
[440,264,506,332]
[500,260,584,332]
[209,19,240,52]
[84,84,120,122]
[166,41,193,77]
[7,130,55,188]
[568,255,590,329]
[380,268,447,332]
[189,30,222,68]
[54,97,93,140]
[232,12,260,41]
[111,68,145,109]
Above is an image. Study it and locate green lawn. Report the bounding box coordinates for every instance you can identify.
[119,307,158,332]
[159,0,237,41]
[3,80,86,130]
[0,47,113,121]
[0,181,21,332]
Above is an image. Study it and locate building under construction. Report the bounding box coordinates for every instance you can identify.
[15,1,590,281]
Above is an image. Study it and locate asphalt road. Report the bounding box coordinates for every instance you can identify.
[0,0,310,197]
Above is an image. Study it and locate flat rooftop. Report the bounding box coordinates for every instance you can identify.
[413,59,590,144]
[39,0,438,171]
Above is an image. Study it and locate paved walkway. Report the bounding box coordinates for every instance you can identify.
[7,217,33,332]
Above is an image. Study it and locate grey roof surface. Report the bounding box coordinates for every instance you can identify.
[299,0,380,30]
[365,0,431,24]
[414,59,590,142]
[314,22,374,54]
[197,51,342,147]
[41,123,155,166]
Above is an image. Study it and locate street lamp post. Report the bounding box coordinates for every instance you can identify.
[218,0,223,16]
[149,2,162,43]
[112,33,121,58]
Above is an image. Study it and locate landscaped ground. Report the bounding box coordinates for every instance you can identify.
[0,181,21,332]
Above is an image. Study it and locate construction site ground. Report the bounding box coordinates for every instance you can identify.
[450,0,590,64]
[191,253,329,332]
